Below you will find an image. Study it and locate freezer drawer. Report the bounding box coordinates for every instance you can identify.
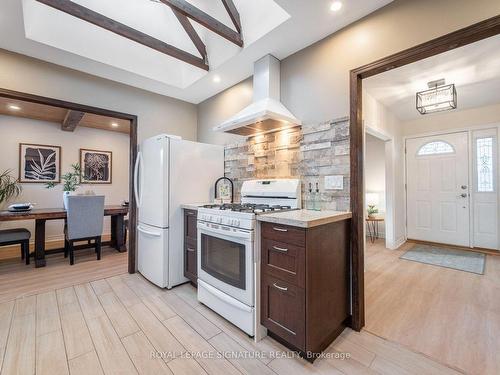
[137,223,168,288]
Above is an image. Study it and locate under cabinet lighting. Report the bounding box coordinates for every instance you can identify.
[330,1,342,12]
[111,122,119,128]
[7,104,21,111]
[213,75,221,83]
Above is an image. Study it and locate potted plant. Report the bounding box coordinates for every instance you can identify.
[46,163,82,209]
[0,169,22,209]
[367,204,379,218]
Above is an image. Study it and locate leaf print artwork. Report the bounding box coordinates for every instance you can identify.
[19,144,61,183]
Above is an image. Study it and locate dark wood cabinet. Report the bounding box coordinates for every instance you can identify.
[260,219,350,361]
[183,209,198,285]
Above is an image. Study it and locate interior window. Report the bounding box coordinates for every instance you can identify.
[417,141,455,156]
[476,137,494,192]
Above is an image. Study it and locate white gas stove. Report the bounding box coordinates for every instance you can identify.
[197,179,301,336]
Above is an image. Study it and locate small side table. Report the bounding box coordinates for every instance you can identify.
[366,216,384,244]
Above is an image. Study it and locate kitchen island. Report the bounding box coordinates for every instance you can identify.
[257,209,351,361]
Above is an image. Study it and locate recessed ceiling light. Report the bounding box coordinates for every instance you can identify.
[213,75,221,83]
[7,104,21,111]
[111,122,119,128]
[330,1,342,12]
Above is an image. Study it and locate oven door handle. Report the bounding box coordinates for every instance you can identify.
[198,280,253,313]
[197,223,253,240]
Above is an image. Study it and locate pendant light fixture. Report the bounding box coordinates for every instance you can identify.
[416,79,457,115]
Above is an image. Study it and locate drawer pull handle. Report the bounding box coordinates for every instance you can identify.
[273,227,288,232]
[272,245,288,252]
[187,247,196,252]
[273,283,288,291]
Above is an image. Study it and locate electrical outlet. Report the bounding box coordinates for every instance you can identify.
[325,175,343,190]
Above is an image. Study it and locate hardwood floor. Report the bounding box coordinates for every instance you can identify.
[0,270,460,374]
[0,246,127,303]
[365,239,500,375]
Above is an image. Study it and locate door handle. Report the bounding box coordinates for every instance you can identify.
[133,151,141,207]
[273,227,288,232]
[273,283,288,291]
[459,193,468,198]
[272,245,288,253]
[137,226,161,237]
[186,247,196,252]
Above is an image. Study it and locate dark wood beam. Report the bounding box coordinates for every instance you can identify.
[35,0,209,71]
[159,0,243,47]
[61,110,85,132]
[172,9,207,63]
[221,0,241,34]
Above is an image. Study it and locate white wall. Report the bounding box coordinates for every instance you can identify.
[0,115,129,241]
[365,135,386,209]
[402,102,500,136]
[363,91,406,248]
[0,49,198,143]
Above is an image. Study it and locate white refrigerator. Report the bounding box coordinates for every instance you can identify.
[134,134,224,288]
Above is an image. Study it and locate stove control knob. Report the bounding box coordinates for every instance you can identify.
[234,219,240,227]
[217,217,222,223]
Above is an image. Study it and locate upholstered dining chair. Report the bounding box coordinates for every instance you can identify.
[64,195,105,265]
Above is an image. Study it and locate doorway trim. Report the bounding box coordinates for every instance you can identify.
[349,15,500,331]
[0,88,138,274]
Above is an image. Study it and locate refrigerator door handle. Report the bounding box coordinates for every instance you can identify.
[137,225,162,237]
[134,151,143,207]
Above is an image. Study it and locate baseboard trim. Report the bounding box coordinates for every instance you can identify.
[407,239,500,256]
[386,237,406,250]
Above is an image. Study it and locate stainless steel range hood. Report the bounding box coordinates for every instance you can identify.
[213,55,301,136]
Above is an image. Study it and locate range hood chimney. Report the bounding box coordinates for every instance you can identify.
[213,55,301,136]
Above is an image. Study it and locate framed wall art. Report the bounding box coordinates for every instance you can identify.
[19,143,61,183]
[80,148,112,184]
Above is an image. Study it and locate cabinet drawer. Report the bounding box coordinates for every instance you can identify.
[262,238,305,288]
[261,222,305,247]
[261,274,305,350]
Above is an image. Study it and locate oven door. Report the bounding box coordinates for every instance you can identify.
[197,221,254,306]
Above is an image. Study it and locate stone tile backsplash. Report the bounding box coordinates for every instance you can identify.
[224,116,350,211]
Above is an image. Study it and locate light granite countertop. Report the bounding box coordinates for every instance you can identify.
[180,203,210,211]
[257,209,352,228]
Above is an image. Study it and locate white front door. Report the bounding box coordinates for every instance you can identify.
[406,132,470,246]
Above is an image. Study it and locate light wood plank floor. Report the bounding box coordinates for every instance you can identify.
[365,239,500,375]
[0,246,127,303]
[0,271,461,375]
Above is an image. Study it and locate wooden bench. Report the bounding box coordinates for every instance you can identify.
[0,229,31,265]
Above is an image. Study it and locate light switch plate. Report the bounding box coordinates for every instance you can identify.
[325,175,343,190]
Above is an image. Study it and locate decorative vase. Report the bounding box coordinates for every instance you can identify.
[63,191,72,209]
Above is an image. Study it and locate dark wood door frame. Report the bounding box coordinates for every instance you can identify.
[0,88,138,274]
[349,15,500,331]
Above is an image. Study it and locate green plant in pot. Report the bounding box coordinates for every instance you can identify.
[46,163,82,209]
[367,205,379,218]
[0,169,22,209]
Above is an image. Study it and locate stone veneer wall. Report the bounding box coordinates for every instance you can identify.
[224,117,350,211]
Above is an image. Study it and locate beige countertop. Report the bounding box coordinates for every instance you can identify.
[257,209,352,228]
[180,203,210,211]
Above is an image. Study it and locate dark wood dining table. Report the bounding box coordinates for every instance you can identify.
[0,205,128,267]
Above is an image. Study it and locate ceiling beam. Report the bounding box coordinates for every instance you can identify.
[221,0,241,34]
[35,0,209,71]
[159,0,243,47]
[61,110,85,132]
[172,9,207,63]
